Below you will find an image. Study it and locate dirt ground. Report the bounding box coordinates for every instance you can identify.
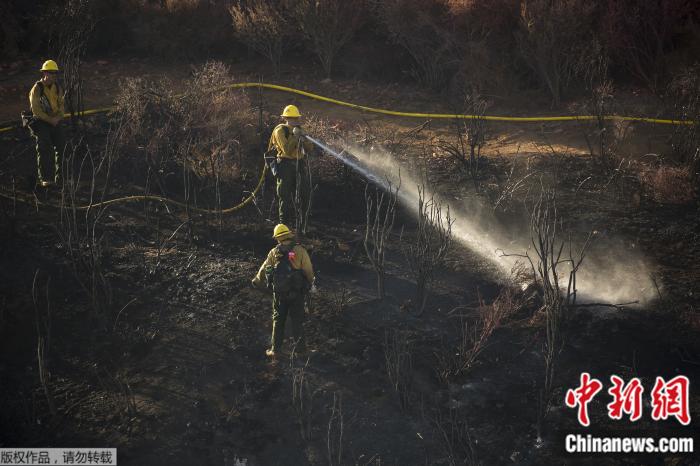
[1,58,699,466]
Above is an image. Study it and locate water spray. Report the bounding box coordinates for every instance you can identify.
[305,135,656,305]
[305,135,391,190]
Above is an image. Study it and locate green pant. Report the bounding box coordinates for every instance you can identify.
[276,158,310,225]
[271,292,306,353]
[30,120,65,183]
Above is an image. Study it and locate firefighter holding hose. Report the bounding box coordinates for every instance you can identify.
[252,223,316,358]
[265,104,316,225]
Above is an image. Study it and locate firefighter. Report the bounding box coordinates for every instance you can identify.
[28,60,66,187]
[266,104,316,225]
[252,224,316,357]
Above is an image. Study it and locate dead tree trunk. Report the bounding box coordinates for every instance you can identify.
[364,180,399,299]
[53,0,94,129]
[403,185,453,315]
[509,185,593,441]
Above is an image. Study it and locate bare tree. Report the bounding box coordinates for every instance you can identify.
[57,116,124,322]
[292,358,316,441]
[402,186,453,315]
[375,0,456,89]
[51,0,94,127]
[229,0,290,76]
[327,392,344,466]
[383,329,413,410]
[580,53,616,171]
[516,0,598,106]
[430,407,481,466]
[179,137,195,244]
[669,64,700,182]
[32,270,56,417]
[0,3,20,58]
[295,0,365,79]
[502,186,593,441]
[364,179,399,299]
[438,90,488,189]
[602,0,695,93]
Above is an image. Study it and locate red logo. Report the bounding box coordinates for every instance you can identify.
[566,373,691,427]
[650,376,691,425]
[565,372,603,427]
[607,375,644,422]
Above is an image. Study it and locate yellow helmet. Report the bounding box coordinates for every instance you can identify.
[40,60,59,72]
[272,223,293,240]
[281,105,301,118]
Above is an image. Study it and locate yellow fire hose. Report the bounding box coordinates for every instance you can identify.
[222,83,696,125]
[0,81,695,214]
[0,164,267,213]
[1,82,696,133]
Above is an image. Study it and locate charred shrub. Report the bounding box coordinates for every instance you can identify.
[0,2,22,58]
[114,61,255,195]
[447,0,520,95]
[384,329,413,410]
[668,64,700,179]
[229,0,292,76]
[128,0,236,58]
[600,0,699,92]
[436,89,489,188]
[49,0,94,124]
[435,288,520,386]
[81,0,239,57]
[294,0,367,79]
[402,186,453,315]
[516,0,600,107]
[375,0,457,90]
[639,164,696,205]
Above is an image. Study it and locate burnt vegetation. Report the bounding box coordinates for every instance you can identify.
[0,1,699,466]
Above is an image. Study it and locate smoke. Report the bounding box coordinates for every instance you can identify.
[312,135,656,306]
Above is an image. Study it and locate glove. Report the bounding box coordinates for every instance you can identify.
[292,126,304,137]
[251,278,264,290]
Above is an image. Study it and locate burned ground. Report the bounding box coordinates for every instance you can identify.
[1,67,700,466]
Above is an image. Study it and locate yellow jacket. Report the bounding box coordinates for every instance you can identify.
[252,242,315,287]
[267,123,314,160]
[29,81,64,123]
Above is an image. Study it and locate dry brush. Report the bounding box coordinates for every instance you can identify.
[364,180,400,299]
[402,186,453,315]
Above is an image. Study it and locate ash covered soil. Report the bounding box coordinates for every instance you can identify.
[1,72,700,465]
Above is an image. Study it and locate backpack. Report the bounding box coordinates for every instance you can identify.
[268,244,306,297]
